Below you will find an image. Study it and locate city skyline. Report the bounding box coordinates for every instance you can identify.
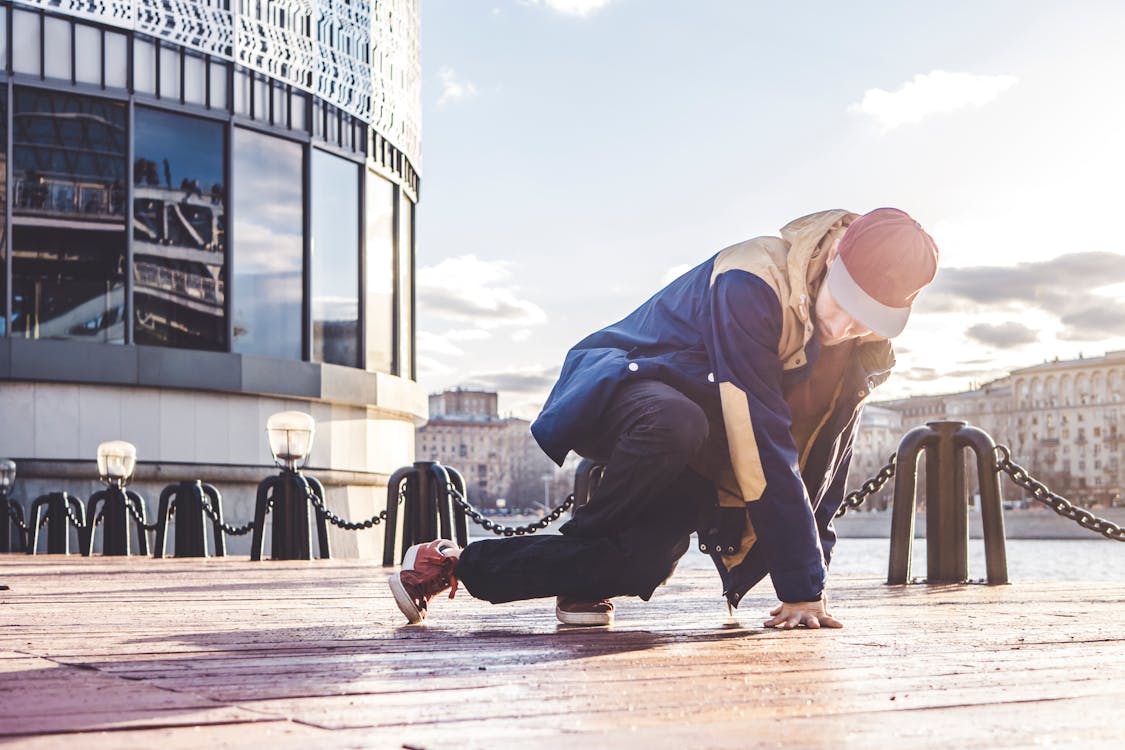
[416,1,1125,420]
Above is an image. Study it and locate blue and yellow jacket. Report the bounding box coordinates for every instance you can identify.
[531,210,895,605]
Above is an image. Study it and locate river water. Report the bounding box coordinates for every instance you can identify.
[471,524,1125,582]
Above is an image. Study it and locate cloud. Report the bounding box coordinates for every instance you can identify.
[522,0,615,17]
[965,321,1040,349]
[851,70,1018,131]
[418,255,547,328]
[436,67,478,108]
[921,252,1125,312]
[417,328,492,358]
[462,366,560,395]
[1058,301,1125,341]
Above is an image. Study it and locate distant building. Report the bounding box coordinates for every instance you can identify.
[862,351,1125,507]
[849,405,902,510]
[418,388,556,509]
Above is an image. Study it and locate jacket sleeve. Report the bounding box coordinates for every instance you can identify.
[706,269,826,603]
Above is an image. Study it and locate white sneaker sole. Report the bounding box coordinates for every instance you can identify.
[555,605,614,627]
[389,572,423,624]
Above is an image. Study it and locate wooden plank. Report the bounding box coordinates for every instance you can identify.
[1,554,1123,748]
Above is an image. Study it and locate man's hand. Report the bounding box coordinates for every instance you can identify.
[763,594,843,630]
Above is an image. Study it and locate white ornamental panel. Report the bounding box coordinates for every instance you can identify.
[11,0,422,170]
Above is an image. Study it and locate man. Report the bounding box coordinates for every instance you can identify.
[390,208,938,629]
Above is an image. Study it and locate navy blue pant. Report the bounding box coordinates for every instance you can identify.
[456,380,715,603]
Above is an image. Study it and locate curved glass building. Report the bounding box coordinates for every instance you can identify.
[0,0,424,556]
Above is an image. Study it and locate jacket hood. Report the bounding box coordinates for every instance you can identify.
[779,209,857,313]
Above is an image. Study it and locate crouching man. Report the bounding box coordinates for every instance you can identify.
[390,208,938,629]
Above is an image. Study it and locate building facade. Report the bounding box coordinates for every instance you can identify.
[865,351,1125,508]
[0,0,425,556]
[417,388,558,511]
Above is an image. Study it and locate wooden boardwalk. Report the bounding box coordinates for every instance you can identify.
[2,554,1124,749]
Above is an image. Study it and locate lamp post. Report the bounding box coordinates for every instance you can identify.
[85,441,150,556]
[249,411,331,560]
[0,459,25,553]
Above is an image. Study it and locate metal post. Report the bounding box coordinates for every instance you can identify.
[0,492,13,553]
[271,473,313,560]
[172,481,210,558]
[382,466,414,566]
[414,460,435,543]
[927,421,969,582]
[886,421,1009,586]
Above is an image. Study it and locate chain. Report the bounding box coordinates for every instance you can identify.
[7,504,31,533]
[835,453,897,518]
[124,500,160,532]
[64,502,88,529]
[447,483,575,536]
[993,445,1125,542]
[302,482,388,530]
[199,495,260,536]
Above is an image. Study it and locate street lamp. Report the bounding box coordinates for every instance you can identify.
[0,459,15,492]
[266,411,316,471]
[86,440,149,556]
[251,411,330,561]
[97,440,137,488]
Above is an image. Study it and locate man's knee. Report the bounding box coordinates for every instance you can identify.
[635,394,708,457]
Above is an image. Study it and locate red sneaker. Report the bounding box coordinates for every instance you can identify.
[389,539,461,624]
[556,596,614,626]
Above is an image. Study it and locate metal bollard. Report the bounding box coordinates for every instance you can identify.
[154,481,227,558]
[29,492,86,554]
[250,471,330,561]
[888,420,1008,585]
[85,486,150,556]
[1,490,28,553]
[570,459,606,514]
[382,461,469,566]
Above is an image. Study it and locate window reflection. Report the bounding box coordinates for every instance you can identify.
[11,89,126,342]
[397,196,414,379]
[365,172,394,373]
[133,107,227,350]
[311,150,359,367]
[231,128,303,360]
[0,90,6,336]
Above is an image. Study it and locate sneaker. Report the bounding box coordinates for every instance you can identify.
[389,539,460,624]
[556,596,614,626]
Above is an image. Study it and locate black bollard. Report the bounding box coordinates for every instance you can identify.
[382,461,469,566]
[1,491,25,553]
[250,471,330,561]
[888,420,1008,585]
[85,487,150,556]
[154,481,227,558]
[29,492,85,554]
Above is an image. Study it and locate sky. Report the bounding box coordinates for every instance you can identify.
[415,0,1125,420]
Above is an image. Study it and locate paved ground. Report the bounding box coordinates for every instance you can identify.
[1,554,1124,749]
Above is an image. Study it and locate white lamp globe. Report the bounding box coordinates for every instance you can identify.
[97,441,137,486]
[0,460,15,492]
[267,411,316,470]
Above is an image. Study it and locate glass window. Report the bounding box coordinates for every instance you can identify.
[231,128,303,360]
[365,171,394,373]
[396,194,414,378]
[183,53,206,106]
[310,150,359,367]
[74,25,102,86]
[13,10,41,77]
[11,89,127,343]
[272,83,287,127]
[0,90,6,336]
[253,75,268,120]
[209,61,228,109]
[43,17,72,82]
[159,45,180,100]
[290,90,306,131]
[104,32,128,89]
[133,107,227,351]
[233,68,249,115]
[134,38,156,95]
[0,11,7,71]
